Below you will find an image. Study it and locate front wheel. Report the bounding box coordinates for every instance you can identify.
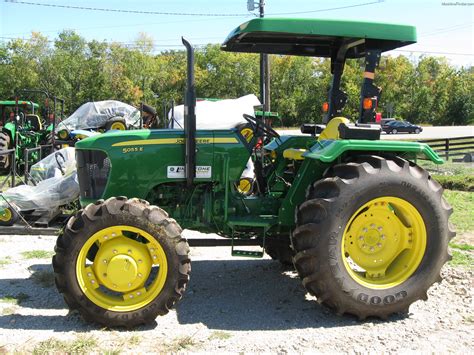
[53,197,191,327]
[292,156,455,319]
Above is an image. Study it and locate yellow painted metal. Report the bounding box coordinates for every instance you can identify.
[318,117,350,140]
[76,225,168,312]
[58,130,69,140]
[112,137,239,147]
[342,197,427,289]
[0,208,12,222]
[237,177,253,194]
[283,148,307,160]
[110,121,126,130]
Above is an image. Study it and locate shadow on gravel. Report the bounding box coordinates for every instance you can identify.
[0,263,65,310]
[175,258,405,330]
[0,259,407,331]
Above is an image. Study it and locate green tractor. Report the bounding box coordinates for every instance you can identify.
[0,91,61,173]
[53,18,454,327]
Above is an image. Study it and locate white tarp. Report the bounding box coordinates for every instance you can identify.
[55,100,141,133]
[169,94,261,129]
[1,147,79,211]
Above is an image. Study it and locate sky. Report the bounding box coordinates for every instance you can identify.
[0,0,473,66]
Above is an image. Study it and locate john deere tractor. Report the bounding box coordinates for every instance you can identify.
[53,18,454,327]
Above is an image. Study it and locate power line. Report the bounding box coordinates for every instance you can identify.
[3,0,250,17]
[266,0,385,16]
[5,0,385,17]
[393,49,473,56]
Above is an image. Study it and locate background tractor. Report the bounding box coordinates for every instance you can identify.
[53,18,454,327]
[0,90,64,174]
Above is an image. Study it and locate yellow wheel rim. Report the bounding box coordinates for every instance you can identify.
[76,225,168,312]
[110,122,126,130]
[0,208,12,222]
[342,197,426,290]
[58,130,68,140]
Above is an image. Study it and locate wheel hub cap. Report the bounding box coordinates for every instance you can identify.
[343,197,426,289]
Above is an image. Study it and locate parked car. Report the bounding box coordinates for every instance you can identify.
[383,120,423,134]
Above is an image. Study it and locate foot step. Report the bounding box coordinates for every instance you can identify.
[232,250,264,258]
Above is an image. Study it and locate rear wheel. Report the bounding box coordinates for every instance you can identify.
[292,156,454,319]
[265,236,294,266]
[391,129,397,134]
[53,197,191,327]
[0,131,11,172]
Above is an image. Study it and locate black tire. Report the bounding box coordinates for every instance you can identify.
[292,156,455,320]
[0,131,11,172]
[0,206,19,226]
[265,236,295,267]
[53,197,191,327]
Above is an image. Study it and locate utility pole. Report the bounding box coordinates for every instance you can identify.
[248,0,270,113]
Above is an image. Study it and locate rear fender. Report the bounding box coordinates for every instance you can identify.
[304,139,443,164]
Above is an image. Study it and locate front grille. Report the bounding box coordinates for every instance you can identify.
[76,149,111,199]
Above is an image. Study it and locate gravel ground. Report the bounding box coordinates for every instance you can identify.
[0,231,473,354]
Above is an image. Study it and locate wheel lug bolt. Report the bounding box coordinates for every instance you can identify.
[363,228,368,233]
[87,272,92,277]
[359,236,364,240]
[129,295,134,299]
[128,283,132,287]
[153,255,157,260]
[111,233,116,237]
[381,235,386,240]
[138,259,143,263]
[370,247,375,251]
[370,224,376,228]
[128,249,132,254]
[104,235,108,240]
[113,249,117,254]
[137,292,141,296]
[377,243,382,248]
[103,259,107,264]
[378,227,383,231]
[113,284,117,288]
[150,248,155,252]
[138,273,142,278]
[103,273,107,277]
[91,280,95,284]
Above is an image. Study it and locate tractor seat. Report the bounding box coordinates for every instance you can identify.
[25,114,43,131]
[283,148,307,160]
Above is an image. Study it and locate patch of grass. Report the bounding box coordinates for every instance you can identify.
[0,293,29,305]
[0,256,11,268]
[33,336,98,355]
[443,190,474,234]
[209,331,232,340]
[1,306,16,316]
[432,174,474,192]
[128,335,141,346]
[21,250,54,259]
[165,336,198,352]
[450,243,474,251]
[31,270,55,288]
[449,250,474,269]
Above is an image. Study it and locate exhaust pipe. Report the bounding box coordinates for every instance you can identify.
[182,37,196,187]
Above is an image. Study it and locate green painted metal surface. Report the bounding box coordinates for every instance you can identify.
[0,100,39,108]
[305,139,444,164]
[222,18,416,57]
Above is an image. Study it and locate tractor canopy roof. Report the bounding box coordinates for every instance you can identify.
[221,18,416,58]
[0,100,39,108]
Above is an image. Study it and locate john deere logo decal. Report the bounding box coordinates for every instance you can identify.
[240,128,254,143]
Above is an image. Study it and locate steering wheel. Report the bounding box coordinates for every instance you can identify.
[55,151,66,175]
[242,114,280,139]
